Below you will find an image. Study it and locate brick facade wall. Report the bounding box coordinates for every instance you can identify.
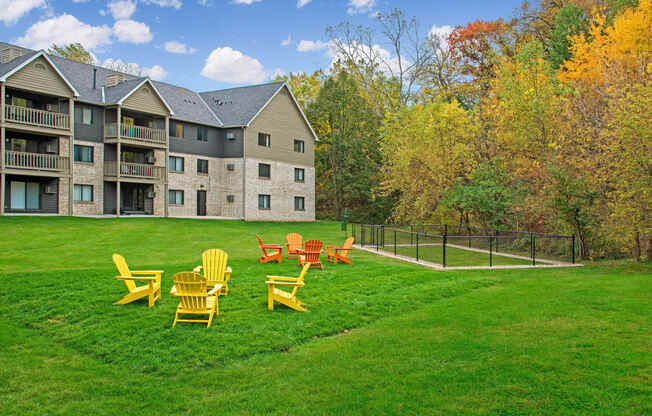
[72,140,103,215]
[244,157,315,222]
[167,153,244,218]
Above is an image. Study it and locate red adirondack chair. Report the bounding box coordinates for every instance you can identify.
[256,235,283,264]
[298,239,324,269]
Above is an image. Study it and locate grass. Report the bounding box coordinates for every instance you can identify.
[0,216,650,415]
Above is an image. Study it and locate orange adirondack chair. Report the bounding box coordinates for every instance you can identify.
[327,237,355,264]
[298,239,323,269]
[286,233,303,259]
[256,234,283,264]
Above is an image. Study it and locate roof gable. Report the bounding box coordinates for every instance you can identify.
[199,82,284,126]
[0,51,79,97]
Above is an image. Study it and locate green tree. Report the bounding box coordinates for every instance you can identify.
[48,43,95,64]
[307,72,389,222]
[549,3,589,69]
[441,161,516,232]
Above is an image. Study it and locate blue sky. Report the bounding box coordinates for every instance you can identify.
[1,0,523,91]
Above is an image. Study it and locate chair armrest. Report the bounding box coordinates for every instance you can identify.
[266,276,299,281]
[225,266,232,273]
[207,284,223,296]
[170,285,177,296]
[266,281,304,286]
[263,244,283,249]
[131,270,163,275]
[336,248,353,252]
[115,275,157,281]
[193,265,202,273]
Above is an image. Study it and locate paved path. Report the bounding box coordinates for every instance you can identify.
[354,244,583,271]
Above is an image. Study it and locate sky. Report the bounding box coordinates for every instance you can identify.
[0,0,524,92]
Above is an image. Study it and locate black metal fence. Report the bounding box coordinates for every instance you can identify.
[350,223,576,268]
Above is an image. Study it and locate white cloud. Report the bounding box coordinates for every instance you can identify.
[296,40,331,52]
[197,0,210,5]
[107,0,137,20]
[164,40,197,54]
[429,25,453,42]
[297,0,311,7]
[102,58,167,80]
[72,0,90,3]
[281,34,292,47]
[16,14,113,50]
[0,0,46,26]
[141,0,182,9]
[233,0,262,4]
[270,68,285,79]
[143,65,167,80]
[113,19,153,44]
[201,47,267,84]
[347,0,375,15]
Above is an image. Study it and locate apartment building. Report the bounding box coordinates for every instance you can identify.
[0,42,316,221]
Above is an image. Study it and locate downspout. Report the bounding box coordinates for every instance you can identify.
[68,98,74,216]
[242,126,246,221]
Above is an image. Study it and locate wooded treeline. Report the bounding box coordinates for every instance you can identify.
[278,0,651,260]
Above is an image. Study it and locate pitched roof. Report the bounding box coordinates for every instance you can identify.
[0,42,311,132]
[199,82,285,126]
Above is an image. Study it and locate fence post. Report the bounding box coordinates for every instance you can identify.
[410,225,413,245]
[489,236,493,267]
[532,234,536,266]
[361,227,365,247]
[443,233,447,268]
[382,225,385,248]
[572,234,575,264]
[444,224,448,236]
[376,226,379,251]
[495,230,499,252]
[394,230,397,256]
[416,232,419,262]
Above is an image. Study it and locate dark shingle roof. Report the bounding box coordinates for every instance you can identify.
[0,42,299,129]
[199,82,285,126]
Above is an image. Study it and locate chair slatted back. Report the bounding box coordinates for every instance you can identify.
[292,263,311,297]
[256,234,268,256]
[340,237,355,259]
[202,249,228,283]
[303,240,323,264]
[113,253,136,292]
[286,233,303,251]
[173,272,208,312]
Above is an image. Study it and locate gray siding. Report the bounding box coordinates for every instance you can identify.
[221,128,244,158]
[169,121,220,157]
[74,104,104,143]
[104,144,116,161]
[103,181,116,214]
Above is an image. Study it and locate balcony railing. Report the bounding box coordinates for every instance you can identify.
[104,161,165,181]
[4,105,70,130]
[104,123,167,145]
[5,150,69,173]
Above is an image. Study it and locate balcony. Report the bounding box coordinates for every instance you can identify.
[4,105,70,131]
[5,150,69,174]
[104,123,167,147]
[104,161,165,181]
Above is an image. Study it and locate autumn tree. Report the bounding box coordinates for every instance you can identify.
[272,70,324,110]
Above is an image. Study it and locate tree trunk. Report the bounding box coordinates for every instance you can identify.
[634,231,641,261]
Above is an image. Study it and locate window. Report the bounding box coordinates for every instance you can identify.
[258,194,271,210]
[197,126,208,142]
[169,156,184,172]
[294,196,305,211]
[169,190,184,205]
[258,163,271,178]
[74,145,93,163]
[294,139,305,153]
[294,168,305,183]
[82,107,93,125]
[170,121,184,138]
[197,159,208,174]
[226,131,236,141]
[258,132,271,147]
[227,195,234,203]
[74,184,93,202]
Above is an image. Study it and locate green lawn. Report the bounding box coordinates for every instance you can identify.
[0,217,650,415]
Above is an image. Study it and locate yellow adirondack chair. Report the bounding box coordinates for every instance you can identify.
[193,249,232,296]
[266,263,310,312]
[112,254,163,307]
[171,272,221,328]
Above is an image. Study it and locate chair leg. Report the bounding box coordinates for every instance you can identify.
[207,309,214,328]
[172,311,179,327]
[267,285,274,311]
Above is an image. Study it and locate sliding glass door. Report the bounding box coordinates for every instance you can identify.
[10,181,40,210]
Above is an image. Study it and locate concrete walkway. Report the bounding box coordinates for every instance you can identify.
[354,244,583,271]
